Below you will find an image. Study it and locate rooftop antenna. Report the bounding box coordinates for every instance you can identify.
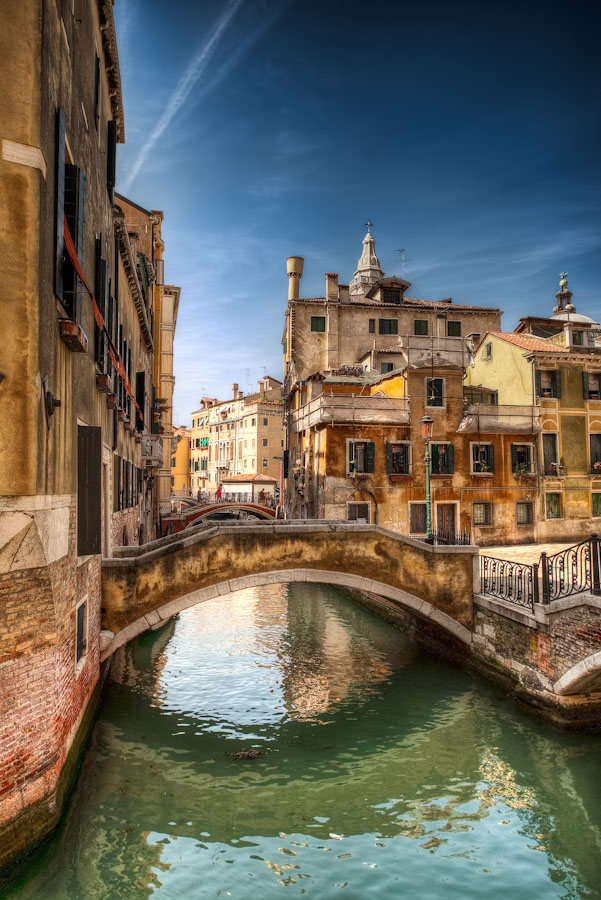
[245,368,252,393]
[395,248,410,278]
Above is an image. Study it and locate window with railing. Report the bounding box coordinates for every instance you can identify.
[471,442,493,474]
[387,442,411,475]
[512,443,534,475]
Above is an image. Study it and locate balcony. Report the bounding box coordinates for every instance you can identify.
[290,394,410,433]
[397,334,468,368]
[141,434,163,468]
[457,404,541,434]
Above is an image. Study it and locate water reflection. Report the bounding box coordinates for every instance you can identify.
[5,583,601,900]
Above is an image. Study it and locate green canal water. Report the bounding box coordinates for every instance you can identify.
[5,583,601,899]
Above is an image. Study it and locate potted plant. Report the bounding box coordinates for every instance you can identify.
[514,462,534,478]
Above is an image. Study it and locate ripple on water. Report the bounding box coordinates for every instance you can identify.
[4,582,601,900]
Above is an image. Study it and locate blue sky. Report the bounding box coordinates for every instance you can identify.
[114,0,601,425]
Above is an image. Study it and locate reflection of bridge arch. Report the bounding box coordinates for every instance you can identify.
[101,568,471,662]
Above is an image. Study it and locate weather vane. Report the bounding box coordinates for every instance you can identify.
[559,271,568,289]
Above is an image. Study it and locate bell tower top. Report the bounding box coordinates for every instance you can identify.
[349,224,384,296]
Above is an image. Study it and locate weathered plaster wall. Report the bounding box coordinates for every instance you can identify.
[101,524,478,635]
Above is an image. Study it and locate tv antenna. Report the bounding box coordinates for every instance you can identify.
[396,248,411,278]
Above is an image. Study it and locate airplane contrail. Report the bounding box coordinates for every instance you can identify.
[121,0,245,192]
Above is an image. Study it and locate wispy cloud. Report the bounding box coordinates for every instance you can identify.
[121,0,245,192]
[121,0,294,192]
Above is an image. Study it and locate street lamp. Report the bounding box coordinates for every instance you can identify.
[420,414,434,540]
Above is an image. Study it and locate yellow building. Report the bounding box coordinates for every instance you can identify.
[467,276,601,540]
[171,426,191,496]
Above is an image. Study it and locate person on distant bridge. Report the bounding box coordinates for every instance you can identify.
[217,485,222,502]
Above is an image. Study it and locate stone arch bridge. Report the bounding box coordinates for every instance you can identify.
[101,522,601,724]
[162,502,276,534]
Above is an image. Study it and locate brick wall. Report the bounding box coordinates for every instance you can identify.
[0,497,100,853]
[473,597,601,691]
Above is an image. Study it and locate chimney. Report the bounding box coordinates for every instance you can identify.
[325,272,339,302]
[257,380,265,393]
[232,382,238,398]
[286,256,304,301]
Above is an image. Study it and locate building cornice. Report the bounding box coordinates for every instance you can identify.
[97,0,125,142]
[114,211,153,351]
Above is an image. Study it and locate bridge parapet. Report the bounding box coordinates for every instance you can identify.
[102,522,479,656]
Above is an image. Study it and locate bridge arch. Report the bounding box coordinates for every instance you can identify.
[554,650,601,695]
[100,566,472,662]
[185,503,276,524]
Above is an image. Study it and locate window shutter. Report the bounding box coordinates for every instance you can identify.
[488,443,494,472]
[386,443,393,474]
[76,602,86,662]
[535,369,541,397]
[107,120,117,197]
[447,443,455,474]
[136,371,145,431]
[77,426,101,556]
[366,442,375,473]
[552,370,562,398]
[113,454,121,511]
[77,169,86,262]
[55,109,66,300]
[511,444,518,471]
[583,372,589,399]
[431,443,439,474]
[283,449,289,478]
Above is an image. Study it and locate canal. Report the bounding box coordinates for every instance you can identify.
[5,583,601,898]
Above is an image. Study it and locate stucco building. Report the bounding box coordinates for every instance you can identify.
[282,229,505,533]
[190,378,284,499]
[467,276,601,541]
[0,0,179,871]
[171,426,191,495]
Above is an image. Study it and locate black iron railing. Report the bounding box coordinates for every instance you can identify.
[541,534,601,602]
[480,555,537,611]
[480,534,601,610]
[412,529,472,546]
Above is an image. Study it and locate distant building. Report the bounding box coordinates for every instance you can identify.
[171,426,191,495]
[190,378,284,498]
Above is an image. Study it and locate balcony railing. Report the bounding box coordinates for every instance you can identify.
[458,404,541,434]
[141,434,163,468]
[290,394,409,433]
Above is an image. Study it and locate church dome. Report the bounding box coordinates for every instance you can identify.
[553,311,600,328]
